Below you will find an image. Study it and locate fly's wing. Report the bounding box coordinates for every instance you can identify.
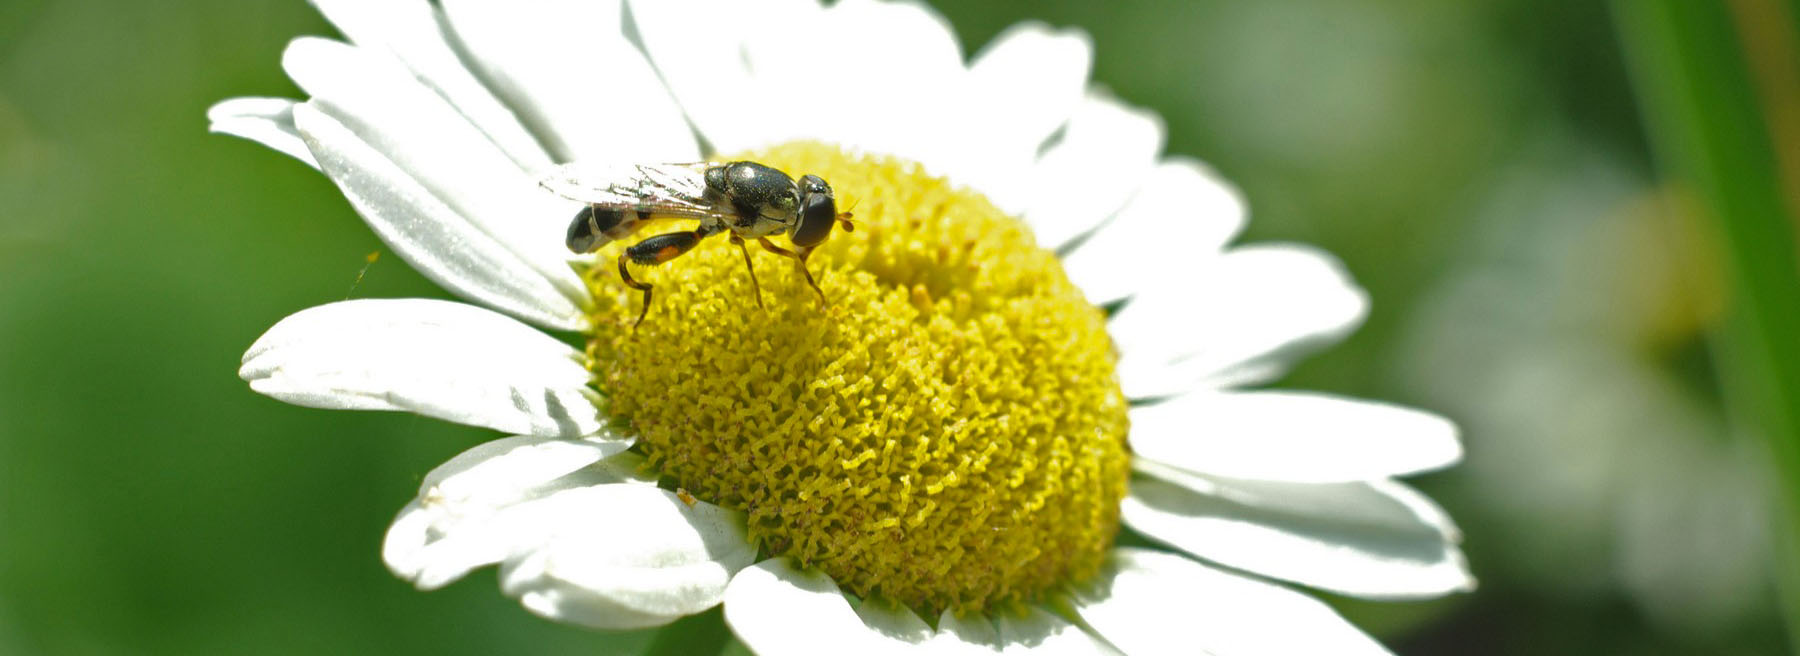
[543,162,732,253]
[537,162,716,215]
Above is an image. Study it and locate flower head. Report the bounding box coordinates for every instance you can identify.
[215,0,1473,652]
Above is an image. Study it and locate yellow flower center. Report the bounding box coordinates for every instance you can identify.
[580,142,1130,614]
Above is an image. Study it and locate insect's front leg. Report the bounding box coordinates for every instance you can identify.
[756,237,826,306]
[619,229,712,329]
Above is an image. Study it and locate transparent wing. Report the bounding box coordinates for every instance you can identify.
[537,162,717,212]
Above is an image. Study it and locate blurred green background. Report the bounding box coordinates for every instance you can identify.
[2,0,1796,653]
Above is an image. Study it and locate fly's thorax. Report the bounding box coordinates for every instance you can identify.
[578,142,1131,616]
[710,161,801,222]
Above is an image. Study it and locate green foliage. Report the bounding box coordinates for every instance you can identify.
[1614,0,1800,649]
[0,0,1791,653]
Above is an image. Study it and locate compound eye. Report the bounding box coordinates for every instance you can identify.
[791,182,837,248]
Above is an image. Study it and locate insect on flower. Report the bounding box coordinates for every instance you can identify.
[540,161,855,327]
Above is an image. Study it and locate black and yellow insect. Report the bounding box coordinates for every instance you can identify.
[539,161,854,327]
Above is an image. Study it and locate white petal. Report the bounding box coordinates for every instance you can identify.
[206,97,319,169]
[855,599,935,647]
[240,298,602,435]
[725,558,910,654]
[499,486,756,629]
[629,0,974,166]
[796,0,965,165]
[415,434,637,509]
[962,24,1092,167]
[1130,390,1461,483]
[283,37,587,305]
[725,566,1108,655]
[1135,461,1463,541]
[292,104,591,331]
[625,0,822,154]
[925,23,1091,203]
[843,604,1111,656]
[929,609,1113,655]
[1073,549,1392,656]
[929,611,1002,654]
[992,607,1114,655]
[304,0,551,171]
[1061,158,1247,304]
[1111,244,1369,397]
[1123,467,1474,599]
[440,0,698,164]
[383,435,644,585]
[1018,93,1164,247]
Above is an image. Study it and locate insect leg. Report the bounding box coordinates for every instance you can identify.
[615,257,654,329]
[756,237,826,305]
[619,229,710,328]
[730,234,765,309]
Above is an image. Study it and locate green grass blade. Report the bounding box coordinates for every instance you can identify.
[1612,0,1800,649]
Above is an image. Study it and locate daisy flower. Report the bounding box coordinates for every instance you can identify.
[212,0,1474,653]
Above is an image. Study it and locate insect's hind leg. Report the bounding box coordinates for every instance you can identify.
[756,237,826,305]
[619,230,709,328]
[616,256,655,329]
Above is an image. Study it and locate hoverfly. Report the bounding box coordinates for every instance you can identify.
[539,161,854,328]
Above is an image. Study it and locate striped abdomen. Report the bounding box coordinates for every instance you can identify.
[565,205,656,253]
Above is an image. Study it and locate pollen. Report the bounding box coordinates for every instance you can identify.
[579,142,1131,614]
